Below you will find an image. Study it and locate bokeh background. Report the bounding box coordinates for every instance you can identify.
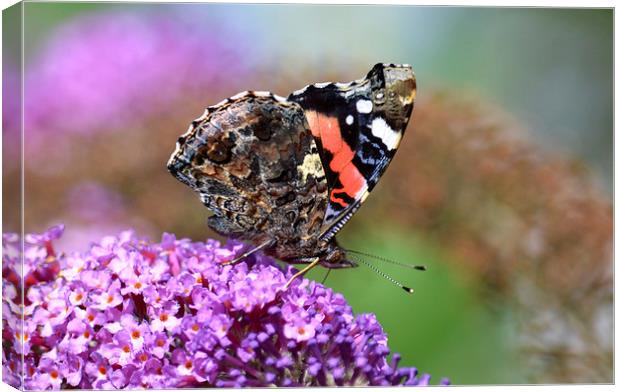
[3,3,612,385]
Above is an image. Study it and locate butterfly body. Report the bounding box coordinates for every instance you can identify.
[168,63,416,269]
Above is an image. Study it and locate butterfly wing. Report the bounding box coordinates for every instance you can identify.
[167,92,330,260]
[288,63,416,241]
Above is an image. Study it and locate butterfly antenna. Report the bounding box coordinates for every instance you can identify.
[345,248,427,271]
[351,256,414,294]
[321,268,332,285]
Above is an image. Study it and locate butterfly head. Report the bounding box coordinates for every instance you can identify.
[316,240,358,269]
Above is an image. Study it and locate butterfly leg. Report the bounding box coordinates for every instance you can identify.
[221,239,274,266]
[284,257,321,289]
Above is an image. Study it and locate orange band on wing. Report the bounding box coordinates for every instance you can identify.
[305,110,366,203]
[304,111,321,139]
[331,163,366,199]
[306,111,342,153]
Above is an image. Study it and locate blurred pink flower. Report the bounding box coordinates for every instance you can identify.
[24,11,249,151]
[50,181,154,252]
[3,60,20,163]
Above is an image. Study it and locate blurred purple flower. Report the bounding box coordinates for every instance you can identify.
[2,226,449,388]
[3,60,20,163]
[65,182,126,222]
[24,11,249,150]
[53,181,155,252]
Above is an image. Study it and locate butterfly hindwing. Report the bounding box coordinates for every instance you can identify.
[167,91,330,261]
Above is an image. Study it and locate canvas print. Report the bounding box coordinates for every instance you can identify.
[2,2,613,388]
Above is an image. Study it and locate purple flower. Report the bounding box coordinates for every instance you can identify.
[146,331,172,360]
[31,357,63,390]
[98,330,135,367]
[2,226,449,388]
[65,182,126,222]
[90,279,123,311]
[59,318,93,355]
[24,11,249,149]
[2,60,20,164]
[148,301,182,333]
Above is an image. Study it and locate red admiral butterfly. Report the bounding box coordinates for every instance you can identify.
[168,63,416,287]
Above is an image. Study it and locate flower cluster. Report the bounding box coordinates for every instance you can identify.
[2,226,448,389]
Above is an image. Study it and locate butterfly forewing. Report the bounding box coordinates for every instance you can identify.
[288,63,416,241]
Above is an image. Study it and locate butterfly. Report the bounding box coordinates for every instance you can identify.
[167,63,416,286]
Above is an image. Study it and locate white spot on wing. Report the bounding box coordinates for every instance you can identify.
[370,117,402,150]
[195,108,211,122]
[167,152,179,168]
[345,115,354,125]
[356,99,373,114]
[213,98,229,107]
[292,85,309,96]
[230,91,250,100]
[354,186,367,200]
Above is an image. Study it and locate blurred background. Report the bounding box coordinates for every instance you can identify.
[3,3,612,385]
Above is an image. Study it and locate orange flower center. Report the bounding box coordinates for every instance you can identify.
[122,345,131,353]
[139,353,148,362]
[156,339,165,347]
[50,370,59,379]
[131,330,141,339]
[106,295,114,303]
[83,331,90,339]
[191,324,200,332]
[134,282,142,289]
[159,314,169,322]
[75,293,83,301]
[87,314,95,322]
[297,327,306,336]
[184,360,192,369]
[99,366,107,375]
[15,332,28,341]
